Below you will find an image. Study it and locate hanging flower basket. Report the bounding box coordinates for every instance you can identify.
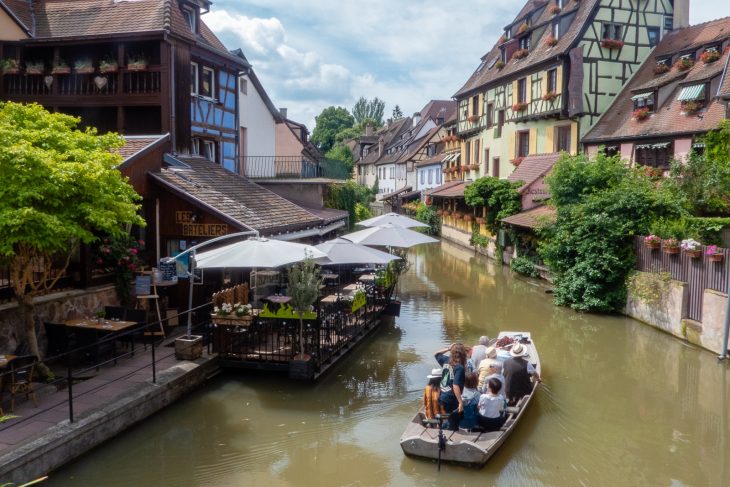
[663,238,679,254]
[709,253,724,263]
[549,5,561,15]
[633,107,650,121]
[495,60,505,70]
[545,35,558,47]
[512,102,528,112]
[512,48,529,60]
[476,217,486,225]
[467,115,479,123]
[682,101,701,114]
[644,235,661,249]
[675,58,694,71]
[653,63,670,75]
[685,249,702,258]
[463,214,473,223]
[700,50,720,64]
[601,39,624,50]
[510,157,524,167]
[542,91,558,102]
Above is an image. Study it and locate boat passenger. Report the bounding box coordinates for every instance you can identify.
[476,345,498,391]
[459,372,481,431]
[502,343,541,405]
[423,368,445,421]
[477,377,507,431]
[482,360,506,394]
[434,343,467,431]
[469,336,490,371]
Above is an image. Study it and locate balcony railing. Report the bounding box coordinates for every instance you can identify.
[241,156,349,180]
[1,68,161,97]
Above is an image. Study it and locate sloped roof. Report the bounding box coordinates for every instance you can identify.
[117,134,169,162]
[1,0,32,33]
[584,18,730,143]
[507,152,560,192]
[150,156,323,233]
[357,117,411,166]
[415,152,447,168]
[501,205,556,229]
[720,60,730,98]
[427,180,467,198]
[454,0,599,98]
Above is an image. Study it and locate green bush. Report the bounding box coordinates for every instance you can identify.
[650,216,730,245]
[324,181,374,229]
[464,176,522,235]
[510,256,540,278]
[354,202,371,222]
[415,203,440,235]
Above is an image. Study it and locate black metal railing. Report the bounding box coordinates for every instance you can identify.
[240,157,350,180]
[0,302,212,430]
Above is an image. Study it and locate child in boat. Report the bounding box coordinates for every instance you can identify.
[423,368,445,421]
[477,377,507,432]
[459,372,481,431]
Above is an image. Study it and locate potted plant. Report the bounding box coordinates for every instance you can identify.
[644,235,661,250]
[700,50,720,64]
[74,57,94,74]
[682,101,701,114]
[706,245,724,263]
[0,58,19,75]
[511,156,524,166]
[542,91,558,102]
[549,5,561,15]
[287,256,322,379]
[512,102,528,112]
[545,35,558,47]
[495,60,505,70]
[99,56,119,74]
[476,216,486,225]
[653,63,670,75]
[512,48,529,60]
[467,114,479,123]
[675,58,694,71]
[51,59,70,75]
[127,55,148,71]
[518,23,528,34]
[633,107,650,121]
[601,39,624,50]
[663,238,680,254]
[25,60,44,75]
[680,238,702,258]
[95,310,106,325]
[463,214,473,223]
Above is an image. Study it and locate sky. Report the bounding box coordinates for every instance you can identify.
[206,0,719,130]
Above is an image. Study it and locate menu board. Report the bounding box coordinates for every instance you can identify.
[158,259,178,284]
[135,275,152,296]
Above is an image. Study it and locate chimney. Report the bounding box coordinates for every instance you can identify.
[413,111,421,127]
[378,138,384,157]
[386,118,392,128]
[673,0,689,29]
[365,123,373,136]
[279,107,288,119]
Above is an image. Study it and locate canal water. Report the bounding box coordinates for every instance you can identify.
[47,240,730,486]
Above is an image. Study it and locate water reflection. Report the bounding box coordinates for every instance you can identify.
[47,240,730,487]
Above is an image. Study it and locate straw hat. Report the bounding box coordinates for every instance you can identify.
[485,345,497,359]
[509,343,528,357]
[427,368,443,379]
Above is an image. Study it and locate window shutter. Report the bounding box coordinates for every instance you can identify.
[555,66,563,93]
[570,123,578,154]
[546,125,555,152]
[508,130,516,160]
[512,80,519,104]
[526,77,532,103]
[541,71,548,97]
[529,128,537,154]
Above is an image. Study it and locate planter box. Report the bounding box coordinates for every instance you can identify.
[685,249,702,258]
[645,241,660,250]
[663,247,680,255]
[709,253,724,263]
[100,65,119,74]
[211,314,253,326]
[175,335,203,360]
[127,63,148,72]
[51,67,71,75]
[289,356,315,380]
[75,67,95,74]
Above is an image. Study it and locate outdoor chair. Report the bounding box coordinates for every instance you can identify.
[2,354,39,412]
[104,306,127,321]
[43,322,76,365]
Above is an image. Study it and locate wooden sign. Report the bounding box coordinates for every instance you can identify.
[135,275,152,296]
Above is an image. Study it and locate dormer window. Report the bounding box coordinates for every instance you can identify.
[182,5,197,33]
[519,36,530,50]
[552,22,560,40]
[632,92,655,112]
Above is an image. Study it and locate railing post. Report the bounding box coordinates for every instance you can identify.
[151,324,157,384]
[67,363,74,423]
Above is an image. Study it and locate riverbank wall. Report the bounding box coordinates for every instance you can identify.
[0,355,219,484]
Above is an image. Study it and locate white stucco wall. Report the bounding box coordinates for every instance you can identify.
[239,74,276,158]
[416,164,443,191]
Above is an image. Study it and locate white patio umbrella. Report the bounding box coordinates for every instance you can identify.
[195,237,327,269]
[314,238,401,265]
[341,223,439,248]
[357,212,428,228]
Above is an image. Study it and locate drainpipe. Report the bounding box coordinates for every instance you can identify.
[169,39,177,151]
[719,268,730,360]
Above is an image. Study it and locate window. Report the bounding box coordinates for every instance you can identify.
[472,96,479,116]
[602,23,622,41]
[647,27,660,47]
[484,149,490,170]
[465,141,471,164]
[486,103,494,128]
[517,78,527,103]
[632,92,655,111]
[191,137,200,155]
[239,78,248,95]
[203,140,216,162]
[492,157,500,178]
[428,169,433,184]
[519,36,530,50]
[390,167,395,179]
[547,68,557,92]
[496,110,505,138]
[420,171,425,185]
[437,169,442,184]
[604,146,619,157]
[504,29,511,41]
[182,6,197,32]
[556,126,571,152]
[200,67,215,99]
[517,131,530,157]
[636,143,672,169]
[664,16,673,30]
[552,22,560,40]
[474,139,480,164]
[190,62,199,95]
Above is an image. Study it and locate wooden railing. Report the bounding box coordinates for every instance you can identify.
[1,68,162,97]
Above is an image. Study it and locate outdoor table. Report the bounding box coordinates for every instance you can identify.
[263,295,292,305]
[358,274,376,283]
[63,318,140,363]
[320,294,351,304]
[0,354,17,369]
[321,273,339,281]
[342,283,362,292]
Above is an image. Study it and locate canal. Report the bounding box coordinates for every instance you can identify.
[46,240,730,486]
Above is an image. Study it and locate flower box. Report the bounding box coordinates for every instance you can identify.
[463,215,473,222]
[211,313,253,326]
[476,217,486,225]
[700,50,720,64]
[510,157,524,167]
[512,48,529,60]
[467,115,479,123]
[99,62,119,74]
[512,102,528,112]
[601,39,624,50]
[633,107,650,121]
[470,164,480,170]
[663,246,680,254]
[549,5,561,15]
[127,62,148,72]
[518,23,528,34]
[495,60,505,70]
[645,241,660,249]
[75,66,95,74]
[709,253,724,263]
[51,65,71,75]
[542,91,558,102]
[498,35,507,44]
[0,59,19,75]
[675,58,694,71]
[682,101,701,114]
[685,249,702,258]
[25,63,44,75]
[653,63,670,75]
[436,209,444,216]
[545,35,558,47]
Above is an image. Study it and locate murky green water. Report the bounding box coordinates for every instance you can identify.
[47,240,730,486]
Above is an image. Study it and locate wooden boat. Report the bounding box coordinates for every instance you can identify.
[399,331,540,467]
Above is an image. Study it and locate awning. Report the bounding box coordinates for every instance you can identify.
[631,92,652,100]
[381,185,412,200]
[635,144,653,150]
[501,205,556,229]
[652,142,670,149]
[677,84,705,101]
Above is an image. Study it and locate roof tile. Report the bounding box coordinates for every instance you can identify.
[501,205,556,229]
[507,153,560,192]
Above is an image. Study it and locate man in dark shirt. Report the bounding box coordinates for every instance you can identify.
[434,343,467,430]
[502,343,541,405]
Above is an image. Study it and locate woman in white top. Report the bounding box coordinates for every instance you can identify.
[477,377,507,432]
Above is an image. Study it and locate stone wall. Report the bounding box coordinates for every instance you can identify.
[0,285,118,355]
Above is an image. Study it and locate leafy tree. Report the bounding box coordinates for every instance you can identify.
[287,257,322,359]
[324,181,374,228]
[392,105,404,120]
[311,106,354,153]
[0,102,144,371]
[324,143,355,176]
[352,97,385,127]
[539,152,685,313]
[464,176,522,235]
